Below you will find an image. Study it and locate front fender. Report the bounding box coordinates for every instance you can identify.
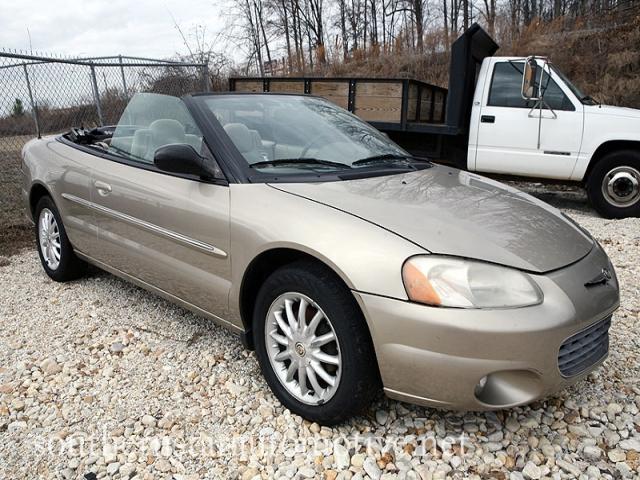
[227,183,426,325]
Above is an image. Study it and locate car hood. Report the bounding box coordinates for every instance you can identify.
[269,166,594,273]
[585,104,640,119]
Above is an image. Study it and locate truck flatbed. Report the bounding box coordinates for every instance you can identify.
[229,76,448,135]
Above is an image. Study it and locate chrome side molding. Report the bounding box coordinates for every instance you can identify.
[61,193,228,258]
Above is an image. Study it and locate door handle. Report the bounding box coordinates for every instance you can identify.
[481,115,495,123]
[94,181,112,195]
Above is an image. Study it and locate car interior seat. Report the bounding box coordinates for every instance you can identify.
[223,123,268,163]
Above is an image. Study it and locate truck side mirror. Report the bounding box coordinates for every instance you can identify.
[522,57,540,100]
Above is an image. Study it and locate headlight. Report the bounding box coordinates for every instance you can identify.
[402,256,543,308]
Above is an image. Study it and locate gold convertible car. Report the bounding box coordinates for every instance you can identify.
[22,92,619,424]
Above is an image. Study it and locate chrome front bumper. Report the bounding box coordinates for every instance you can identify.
[354,244,619,410]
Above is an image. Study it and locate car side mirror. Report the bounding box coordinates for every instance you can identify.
[522,57,540,100]
[154,144,218,179]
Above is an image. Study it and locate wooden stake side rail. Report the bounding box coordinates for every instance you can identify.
[228,77,448,133]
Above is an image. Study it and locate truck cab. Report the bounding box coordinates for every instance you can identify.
[468,55,640,218]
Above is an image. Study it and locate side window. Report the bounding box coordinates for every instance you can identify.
[488,62,575,111]
[108,93,217,169]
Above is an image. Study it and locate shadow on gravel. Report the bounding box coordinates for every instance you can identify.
[0,223,33,258]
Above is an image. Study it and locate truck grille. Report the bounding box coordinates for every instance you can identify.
[558,316,611,377]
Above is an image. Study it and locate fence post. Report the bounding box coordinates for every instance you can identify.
[201,63,210,92]
[118,55,129,99]
[89,63,103,125]
[22,63,41,138]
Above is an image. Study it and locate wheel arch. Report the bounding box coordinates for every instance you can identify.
[583,140,640,182]
[238,247,357,350]
[29,182,54,219]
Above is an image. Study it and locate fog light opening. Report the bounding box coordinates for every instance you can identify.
[474,375,488,398]
[473,370,544,408]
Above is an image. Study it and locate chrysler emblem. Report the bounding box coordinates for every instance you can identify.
[584,268,612,287]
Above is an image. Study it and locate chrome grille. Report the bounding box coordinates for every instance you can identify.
[558,316,611,377]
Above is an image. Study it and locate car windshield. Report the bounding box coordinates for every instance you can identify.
[199,94,413,175]
[550,65,595,105]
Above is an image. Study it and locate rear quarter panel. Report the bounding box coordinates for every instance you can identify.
[22,136,97,253]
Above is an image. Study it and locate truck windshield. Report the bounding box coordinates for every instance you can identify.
[551,65,595,105]
[199,94,414,175]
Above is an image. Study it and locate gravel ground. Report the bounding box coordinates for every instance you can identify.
[1,183,639,480]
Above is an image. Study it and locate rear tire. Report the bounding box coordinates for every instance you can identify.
[586,150,640,218]
[253,260,380,425]
[35,196,86,282]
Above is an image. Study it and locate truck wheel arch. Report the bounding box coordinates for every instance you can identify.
[584,140,640,182]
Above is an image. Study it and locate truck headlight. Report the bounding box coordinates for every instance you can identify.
[402,256,543,308]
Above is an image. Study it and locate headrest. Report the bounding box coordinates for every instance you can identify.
[150,119,186,144]
[224,123,253,153]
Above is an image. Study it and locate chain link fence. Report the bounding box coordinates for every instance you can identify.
[0,51,209,246]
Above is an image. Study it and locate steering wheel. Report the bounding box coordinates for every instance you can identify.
[299,131,334,158]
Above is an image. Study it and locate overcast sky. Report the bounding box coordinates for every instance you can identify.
[0,0,229,60]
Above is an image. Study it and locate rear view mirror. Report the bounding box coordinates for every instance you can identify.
[522,57,540,100]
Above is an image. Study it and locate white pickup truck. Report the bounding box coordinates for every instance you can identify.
[467,54,640,219]
[231,24,640,218]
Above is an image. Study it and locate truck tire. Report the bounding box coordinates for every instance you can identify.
[586,150,640,218]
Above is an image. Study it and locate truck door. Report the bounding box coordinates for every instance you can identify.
[471,59,583,179]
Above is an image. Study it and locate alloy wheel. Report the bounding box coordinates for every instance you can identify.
[264,292,342,405]
[38,208,61,270]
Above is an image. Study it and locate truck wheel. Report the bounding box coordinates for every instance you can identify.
[35,196,87,282]
[253,260,380,425]
[586,150,640,218]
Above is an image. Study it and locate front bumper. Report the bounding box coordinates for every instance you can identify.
[354,244,619,410]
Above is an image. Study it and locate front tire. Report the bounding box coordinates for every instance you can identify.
[586,150,640,218]
[35,196,86,282]
[253,260,380,425]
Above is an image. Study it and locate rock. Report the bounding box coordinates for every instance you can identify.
[298,466,315,478]
[351,453,365,468]
[103,444,117,464]
[325,470,338,480]
[363,457,382,480]
[568,424,589,437]
[506,416,521,433]
[241,467,260,480]
[106,462,120,476]
[615,461,633,478]
[334,444,350,470]
[110,341,125,353]
[619,438,640,451]
[606,403,623,418]
[510,473,525,480]
[555,459,582,477]
[120,463,136,477]
[608,449,626,462]
[155,458,172,472]
[10,398,24,412]
[141,414,157,427]
[40,358,61,376]
[376,410,389,425]
[582,445,602,461]
[584,465,600,478]
[414,464,432,480]
[522,461,541,479]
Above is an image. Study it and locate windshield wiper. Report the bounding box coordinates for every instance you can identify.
[352,153,431,167]
[581,95,600,106]
[249,158,352,169]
